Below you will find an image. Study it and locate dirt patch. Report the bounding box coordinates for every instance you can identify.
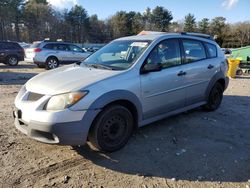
[1,62,250,188]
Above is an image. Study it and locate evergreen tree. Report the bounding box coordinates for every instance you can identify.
[183,13,196,32]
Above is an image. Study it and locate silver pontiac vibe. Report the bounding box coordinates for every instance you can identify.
[14,32,229,152]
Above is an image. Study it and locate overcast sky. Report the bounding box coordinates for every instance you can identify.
[47,0,249,23]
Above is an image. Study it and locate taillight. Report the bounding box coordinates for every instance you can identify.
[34,48,42,52]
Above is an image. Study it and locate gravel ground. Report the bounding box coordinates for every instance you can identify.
[0,62,250,188]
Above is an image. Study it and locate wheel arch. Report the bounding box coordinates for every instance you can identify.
[217,78,225,90]
[87,90,142,132]
[46,55,59,62]
[101,99,139,130]
[6,54,18,61]
[205,71,227,101]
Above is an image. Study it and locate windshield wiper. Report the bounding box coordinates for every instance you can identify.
[87,63,114,70]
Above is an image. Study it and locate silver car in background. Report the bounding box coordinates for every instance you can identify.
[25,41,91,69]
[24,41,42,63]
[14,32,229,152]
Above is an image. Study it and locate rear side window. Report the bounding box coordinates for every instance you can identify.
[0,42,20,50]
[182,39,206,63]
[205,43,217,58]
[44,43,57,50]
[12,43,22,49]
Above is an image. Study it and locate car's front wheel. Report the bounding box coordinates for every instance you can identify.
[46,57,59,70]
[6,56,18,66]
[88,105,134,152]
[204,82,223,111]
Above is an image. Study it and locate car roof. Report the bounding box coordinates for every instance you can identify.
[115,34,165,41]
[41,41,75,45]
[115,32,216,44]
[0,41,19,44]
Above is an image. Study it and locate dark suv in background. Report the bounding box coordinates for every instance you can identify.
[0,41,24,66]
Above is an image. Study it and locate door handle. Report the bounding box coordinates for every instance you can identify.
[207,64,214,69]
[177,71,186,76]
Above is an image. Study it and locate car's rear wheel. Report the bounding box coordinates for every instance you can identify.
[46,57,59,70]
[204,82,223,111]
[6,56,18,66]
[88,105,134,152]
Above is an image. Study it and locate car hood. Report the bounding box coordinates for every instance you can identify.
[25,65,121,95]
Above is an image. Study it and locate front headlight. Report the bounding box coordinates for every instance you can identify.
[45,91,88,111]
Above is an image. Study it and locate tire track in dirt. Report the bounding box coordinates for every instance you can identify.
[10,157,91,186]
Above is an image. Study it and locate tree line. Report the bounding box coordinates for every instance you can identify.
[0,0,249,48]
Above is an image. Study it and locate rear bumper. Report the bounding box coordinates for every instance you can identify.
[18,56,24,61]
[24,57,34,63]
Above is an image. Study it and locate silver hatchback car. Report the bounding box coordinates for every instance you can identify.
[14,32,229,152]
[25,41,91,69]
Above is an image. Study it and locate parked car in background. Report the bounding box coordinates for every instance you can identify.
[25,41,91,69]
[18,42,30,49]
[14,32,229,152]
[24,41,42,63]
[85,47,100,53]
[0,41,24,66]
[221,48,232,58]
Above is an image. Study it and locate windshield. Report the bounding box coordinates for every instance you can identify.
[81,40,150,70]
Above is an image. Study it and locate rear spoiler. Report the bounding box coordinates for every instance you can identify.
[180,32,215,41]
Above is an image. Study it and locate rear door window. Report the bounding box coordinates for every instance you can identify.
[56,44,69,51]
[44,43,56,50]
[182,39,206,63]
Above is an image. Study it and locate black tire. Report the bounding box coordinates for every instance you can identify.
[6,56,18,66]
[236,69,243,75]
[46,57,59,70]
[88,105,134,152]
[204,82,223,111]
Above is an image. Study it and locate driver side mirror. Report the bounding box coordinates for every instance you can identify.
[140,63,162,74]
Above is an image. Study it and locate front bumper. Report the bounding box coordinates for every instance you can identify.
[13,86,101,145]
[13,108,91,145]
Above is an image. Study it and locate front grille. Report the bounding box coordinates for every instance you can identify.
[27,92,44,101]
